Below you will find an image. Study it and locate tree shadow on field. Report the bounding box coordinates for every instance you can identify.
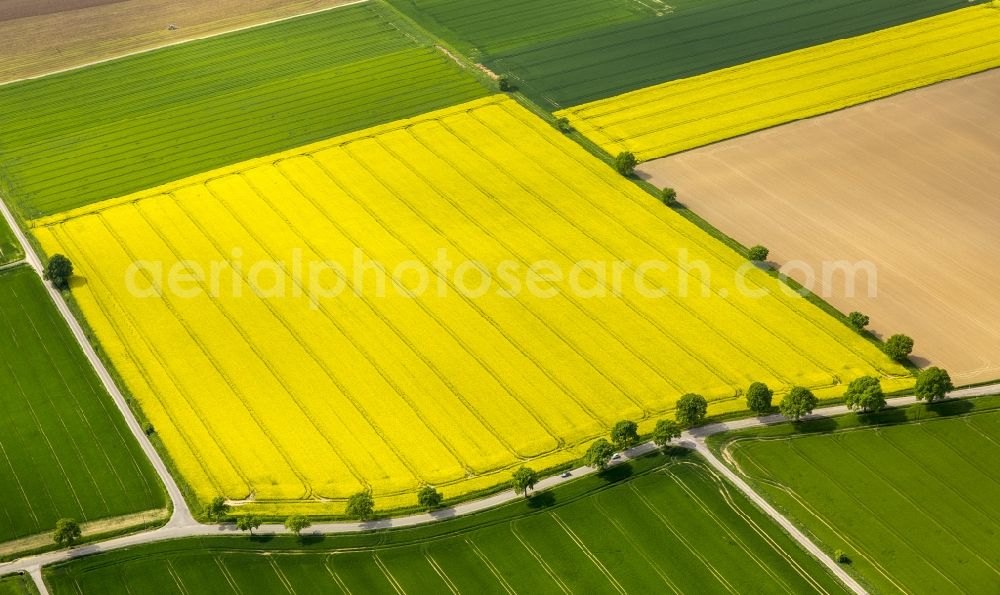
[526,491,556,510]
[248,534,274,544]
[923,398,974,419]
[298,533,326,546]
[860,407,908,427]
[598,462,634,484]
[791,416,837,435]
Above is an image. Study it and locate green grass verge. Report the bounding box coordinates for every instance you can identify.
[0,2,488,217]
[0,210,22,266]
[0,267,165,544]
[44,450,849,594]
[390,0,980,108]
[712,394,1000,593]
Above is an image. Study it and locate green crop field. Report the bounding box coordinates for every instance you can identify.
[0,214,21,267]
[0,267,164,545]
[44,453,848,594]
[719,396,1000,594]
[0,3,487,217]
[0,573,36,595]
[389,0,980,108]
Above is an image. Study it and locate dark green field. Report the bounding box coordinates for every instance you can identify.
[719,396,1000,594]
[45,453,848,594]
[390,0,979,107]
[0,3,487,217]
[0,267,164,544]
[0,214,21,266]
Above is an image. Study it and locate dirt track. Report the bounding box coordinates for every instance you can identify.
[639,69,1000,384]
[0,0,357,83]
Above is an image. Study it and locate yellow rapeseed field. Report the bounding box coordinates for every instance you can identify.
[558,4,1000,161]
[33,96,910,514]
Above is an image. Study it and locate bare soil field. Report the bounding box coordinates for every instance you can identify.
[639,69,1000,385]
[0,0,357,83]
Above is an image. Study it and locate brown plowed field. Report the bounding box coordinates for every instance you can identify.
[639,69,1000,385]
[0,0,356,83]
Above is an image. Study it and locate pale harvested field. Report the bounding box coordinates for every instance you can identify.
[639,69,1000,384]
[0,0,357,83]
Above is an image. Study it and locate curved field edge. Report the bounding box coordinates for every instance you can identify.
[33,98,912,514]
[0,267,166,549]
[709,393,1000,594]
[558,3,1000,161]
[0,1,488,217]
[42,452,851,595]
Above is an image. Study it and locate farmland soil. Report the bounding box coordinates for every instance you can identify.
[639,69,1000,384]
[0,0,358,83]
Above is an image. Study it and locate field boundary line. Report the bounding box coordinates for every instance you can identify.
[551,512,626,594]
[466,538,517,595]
[680,464,829,594]
[267,556,296,594]
[508,522,571,594]
[728,444,908,594]
[301,154,567,448]
[454,109,794,386]
[98,210,315,498]
[50,225,241,497]
[232,170,488,476]
[409,116,718,394]
[666,467,797,594]
[423,551,460,595]
[628,480,739,593]
[0,0,372,88]
[214,556,244,595]
[323,555,352,595]
[835,432,1000,579]
[373,553,407,595]
[589,493,681,594]
[498,101,878,380]
[158,190,388,490]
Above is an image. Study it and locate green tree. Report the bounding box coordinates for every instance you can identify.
[417,486,443,511]
[346,490,375,521]
[498,75,511,92]
[585,438,616,470]
[555,117,572,133]
[610,420,639,451]
[661,187,678,206]
[675,393,708,427]
[52,518,81,547]
[747,245,769,262]
[511,466,537,499]
[284,515,311,539]
[883,334,914,361]
[614,151,637,176]
[915,367,954,402]
[236,514,262,536]
[652,419,681,448]
[844,376,885,413]
[745,382,773,415]
[44,254,74,291]
[203,496,230,521]
[848,311,870,331]
[779,387,818,421]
